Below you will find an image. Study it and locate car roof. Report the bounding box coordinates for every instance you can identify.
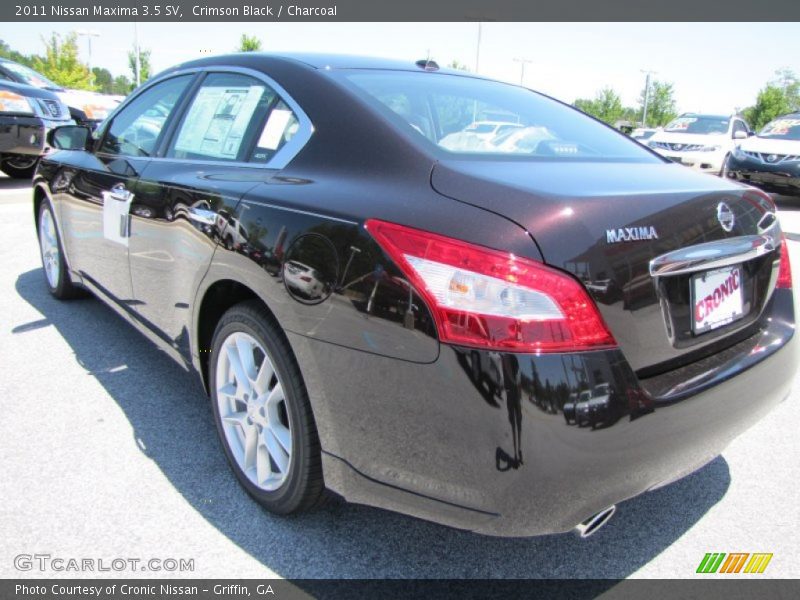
[162,52,478,78]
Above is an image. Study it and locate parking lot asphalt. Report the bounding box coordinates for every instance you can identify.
[1,173,798,581]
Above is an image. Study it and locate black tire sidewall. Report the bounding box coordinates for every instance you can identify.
[38,199,72,298]
[208,304,317,514]
[1,156,38,179]
[720,153,730,178]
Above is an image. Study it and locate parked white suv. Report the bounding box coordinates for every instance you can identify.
[648,113,752,175]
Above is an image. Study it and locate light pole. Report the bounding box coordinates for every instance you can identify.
[134,22,141,87]
[640,69,657,127]
[76,30,100,88]
[513,57,533,86]
[474,22,482,74]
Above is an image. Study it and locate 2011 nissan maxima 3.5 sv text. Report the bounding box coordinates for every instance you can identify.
[32,54,797,537]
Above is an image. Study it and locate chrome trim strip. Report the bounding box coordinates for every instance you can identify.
[649,232,779,277]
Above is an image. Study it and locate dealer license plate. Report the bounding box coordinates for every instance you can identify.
[691,265,745,334]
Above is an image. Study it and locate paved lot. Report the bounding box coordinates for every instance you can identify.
[0,174,799,580]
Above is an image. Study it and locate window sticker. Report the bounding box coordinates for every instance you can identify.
[174,85,265,159]
[762,119,800,136]
[257,108,294,151]
[666,117,697,130]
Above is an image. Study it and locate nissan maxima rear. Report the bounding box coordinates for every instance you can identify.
[34,54,797,538]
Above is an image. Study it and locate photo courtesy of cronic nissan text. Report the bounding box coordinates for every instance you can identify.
[1,1,799,598]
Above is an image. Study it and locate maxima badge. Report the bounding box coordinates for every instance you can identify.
[606,226,659,243]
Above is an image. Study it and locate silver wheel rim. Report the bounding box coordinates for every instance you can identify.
[215,331,293,491]
[39,207,60,289]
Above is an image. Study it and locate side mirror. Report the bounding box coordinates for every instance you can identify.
[48,125,91,151]
[748,130,757,137]
[733,130,748,140]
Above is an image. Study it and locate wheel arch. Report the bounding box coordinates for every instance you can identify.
[193,276,285,393]
[32,181,49,232]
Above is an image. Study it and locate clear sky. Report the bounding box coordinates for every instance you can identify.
[3,22,799,113]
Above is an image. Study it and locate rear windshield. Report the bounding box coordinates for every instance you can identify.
[340,71,658,161]
[758,117,800,141]
[664,116,729,135]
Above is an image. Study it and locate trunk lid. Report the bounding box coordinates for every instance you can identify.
[431,160,779,373]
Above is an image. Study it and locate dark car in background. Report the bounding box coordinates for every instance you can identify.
[725,112,800,196]
[32,53,797,538]
[0,79,72,177]
[0,58,119,130]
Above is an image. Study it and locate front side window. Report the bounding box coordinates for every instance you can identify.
[99,75,192,157]
[340,71,657,161]
[733,120,749,136]
[758,116,800,141]
[664,115,730,135]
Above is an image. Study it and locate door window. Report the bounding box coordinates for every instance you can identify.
[733,120,749,136]
[168,73,276,162]
[99,75,192,157]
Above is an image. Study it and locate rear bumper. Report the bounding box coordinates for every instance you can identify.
[0,114,66,157]
[291,289,796,537]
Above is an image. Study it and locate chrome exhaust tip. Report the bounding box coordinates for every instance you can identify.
[574,505,616,538]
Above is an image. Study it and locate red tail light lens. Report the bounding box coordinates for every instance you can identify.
[777,234,792,289]
[365,219,617,353]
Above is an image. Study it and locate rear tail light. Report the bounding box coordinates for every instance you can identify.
[365,219,617,353]
[777,234,792,289]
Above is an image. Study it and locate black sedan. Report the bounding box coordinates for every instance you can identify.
[32,54,797,538]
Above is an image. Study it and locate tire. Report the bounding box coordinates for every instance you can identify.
[719,153,731,178]
[38,199,83,299]
[209,301,324,514]
[1,155,38,179]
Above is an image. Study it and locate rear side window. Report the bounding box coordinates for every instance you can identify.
[168,72,302,163]
[99,75,192,157]
[342,71,657,161]
[250,99,301,164]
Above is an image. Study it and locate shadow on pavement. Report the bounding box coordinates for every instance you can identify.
[15,267,731,579]
[0,176,32,194]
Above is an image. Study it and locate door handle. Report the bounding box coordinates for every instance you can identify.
[107,183,134,203]
[187,207,217,227]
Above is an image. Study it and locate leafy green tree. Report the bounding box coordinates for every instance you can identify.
[638,80,678,127]
[91,67,114,94]
[0,39,37,67]
[237,34,262,52]
[573,87,625,125]
[32,33,93,90]
[128,46,152,87]
[111,75,132,95]
[743,70,800,130]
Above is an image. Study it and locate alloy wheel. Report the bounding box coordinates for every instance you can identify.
[39,207,60,289]
[215,331,293,491]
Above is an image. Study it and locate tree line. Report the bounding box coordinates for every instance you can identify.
[0,33,263,96]
[2,31,796,129]
[572,70,800,131]
[0,33,152,95]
